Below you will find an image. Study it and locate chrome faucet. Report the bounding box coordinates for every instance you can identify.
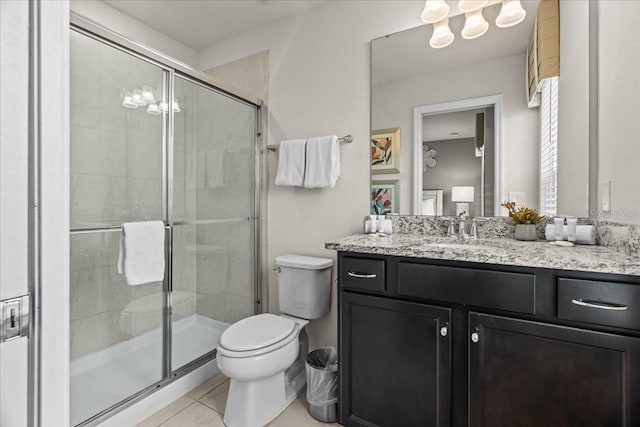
[447,218,457,237]
[469,218,479,239]
[458,213,468,239]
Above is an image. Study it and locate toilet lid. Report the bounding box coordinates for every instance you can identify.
[219,313,296,352]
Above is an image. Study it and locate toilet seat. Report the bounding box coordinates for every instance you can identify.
[218,314,299,358]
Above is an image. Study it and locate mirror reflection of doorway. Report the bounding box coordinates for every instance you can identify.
[413,95,502,216]
[422,107,495,217]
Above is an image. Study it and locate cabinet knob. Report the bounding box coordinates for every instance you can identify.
[440,326,448,337]
[471,331,480,343]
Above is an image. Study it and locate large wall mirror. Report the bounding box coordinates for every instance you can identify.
[371,0,595,218]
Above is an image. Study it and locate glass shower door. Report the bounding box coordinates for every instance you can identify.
[171,75,257,370]
[69,30,167,425]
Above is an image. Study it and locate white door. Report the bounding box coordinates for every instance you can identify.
[0,0,32,425]
[1,1,70,426]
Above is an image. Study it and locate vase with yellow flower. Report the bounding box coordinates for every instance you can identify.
[501,201,545,241]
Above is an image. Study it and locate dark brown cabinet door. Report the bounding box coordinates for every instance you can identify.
[469,313,640,427]
[340,292,451,427]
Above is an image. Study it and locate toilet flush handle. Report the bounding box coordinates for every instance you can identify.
[273,266,282,273]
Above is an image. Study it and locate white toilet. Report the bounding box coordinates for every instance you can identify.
[216,254,333,427]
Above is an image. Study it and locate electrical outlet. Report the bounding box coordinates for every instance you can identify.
[601,180,612,212]
[508,192,526,206]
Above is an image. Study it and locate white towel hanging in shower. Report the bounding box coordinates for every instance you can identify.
[117,221,166,286]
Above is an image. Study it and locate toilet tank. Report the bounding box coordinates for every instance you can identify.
[275,254,334,320]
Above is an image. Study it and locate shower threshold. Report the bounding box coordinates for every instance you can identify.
[70,314,229,426]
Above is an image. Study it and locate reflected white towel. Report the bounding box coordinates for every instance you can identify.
[206,149,224,188]
[117,221,166,286]
[275,139,307,186]
[422,199,435,216]
[186,153,206,190]
[304,135,339,188]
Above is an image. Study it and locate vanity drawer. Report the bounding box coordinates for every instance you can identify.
[340,257,386,292]
[558,278,640,330]
[397,263,536,314]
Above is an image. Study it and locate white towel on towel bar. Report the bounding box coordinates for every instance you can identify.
[274,139,307,186]
[304,135,339,188]
[117,221,166,286]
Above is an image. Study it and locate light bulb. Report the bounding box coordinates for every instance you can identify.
[462,9,489,39]
[132,88,145,106]
[430,18,455,49]
[122,92,138,109]
[496,0,526,28]
[458,0,488,13]
[421,0,450,24]
[146,103,161,115]
[141,85,156,104]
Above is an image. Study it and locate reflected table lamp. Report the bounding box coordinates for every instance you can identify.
[451,186,474,217]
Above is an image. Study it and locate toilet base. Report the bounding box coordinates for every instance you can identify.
[223,367,306,427]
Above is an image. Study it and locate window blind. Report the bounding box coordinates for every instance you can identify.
[539,76,558,216]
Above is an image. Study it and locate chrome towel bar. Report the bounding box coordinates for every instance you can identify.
[266,134,353,152]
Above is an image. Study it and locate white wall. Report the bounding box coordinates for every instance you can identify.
[70,0,197,66]
[557,0,590,217]
[598,1,640,224]
[373,53,539,213]
[198,1,425,349]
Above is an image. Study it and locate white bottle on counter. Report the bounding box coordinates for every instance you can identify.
[554,217,565,241]
[369,215,377,233]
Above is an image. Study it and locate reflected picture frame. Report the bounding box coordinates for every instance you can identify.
[371,180,400,215]
[371,128,400,174]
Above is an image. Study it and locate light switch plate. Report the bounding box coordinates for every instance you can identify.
[601,180,612,212]
[508,192,526,206]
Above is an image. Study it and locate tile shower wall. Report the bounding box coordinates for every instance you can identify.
[70,31,257,363]
[172,76,255,330]
[70,232,163,360]
[70,31,164,229]
[70,31,166,360]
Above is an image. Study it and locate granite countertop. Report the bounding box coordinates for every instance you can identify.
[325,234,640,277]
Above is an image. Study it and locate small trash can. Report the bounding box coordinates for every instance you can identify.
[305,346,338,423]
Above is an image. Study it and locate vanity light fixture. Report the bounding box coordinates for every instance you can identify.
[495,0,526,28]
[421,0,450,24]
[458,0,488,13]
[462,9,489,39]
[430,18,455,49]
[426,0,527,48]
[172,99,181,113]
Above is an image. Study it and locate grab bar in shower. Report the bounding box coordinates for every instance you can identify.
[266,134,353,152]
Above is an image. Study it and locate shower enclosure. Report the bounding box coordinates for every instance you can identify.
[69,17,260,426]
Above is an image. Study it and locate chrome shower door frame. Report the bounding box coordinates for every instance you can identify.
[69,12,263,427]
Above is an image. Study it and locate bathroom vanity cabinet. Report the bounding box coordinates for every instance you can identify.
[337,252,640,427]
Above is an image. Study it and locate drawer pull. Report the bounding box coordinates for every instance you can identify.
[347,271,377,279]
[571,299,629,311]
